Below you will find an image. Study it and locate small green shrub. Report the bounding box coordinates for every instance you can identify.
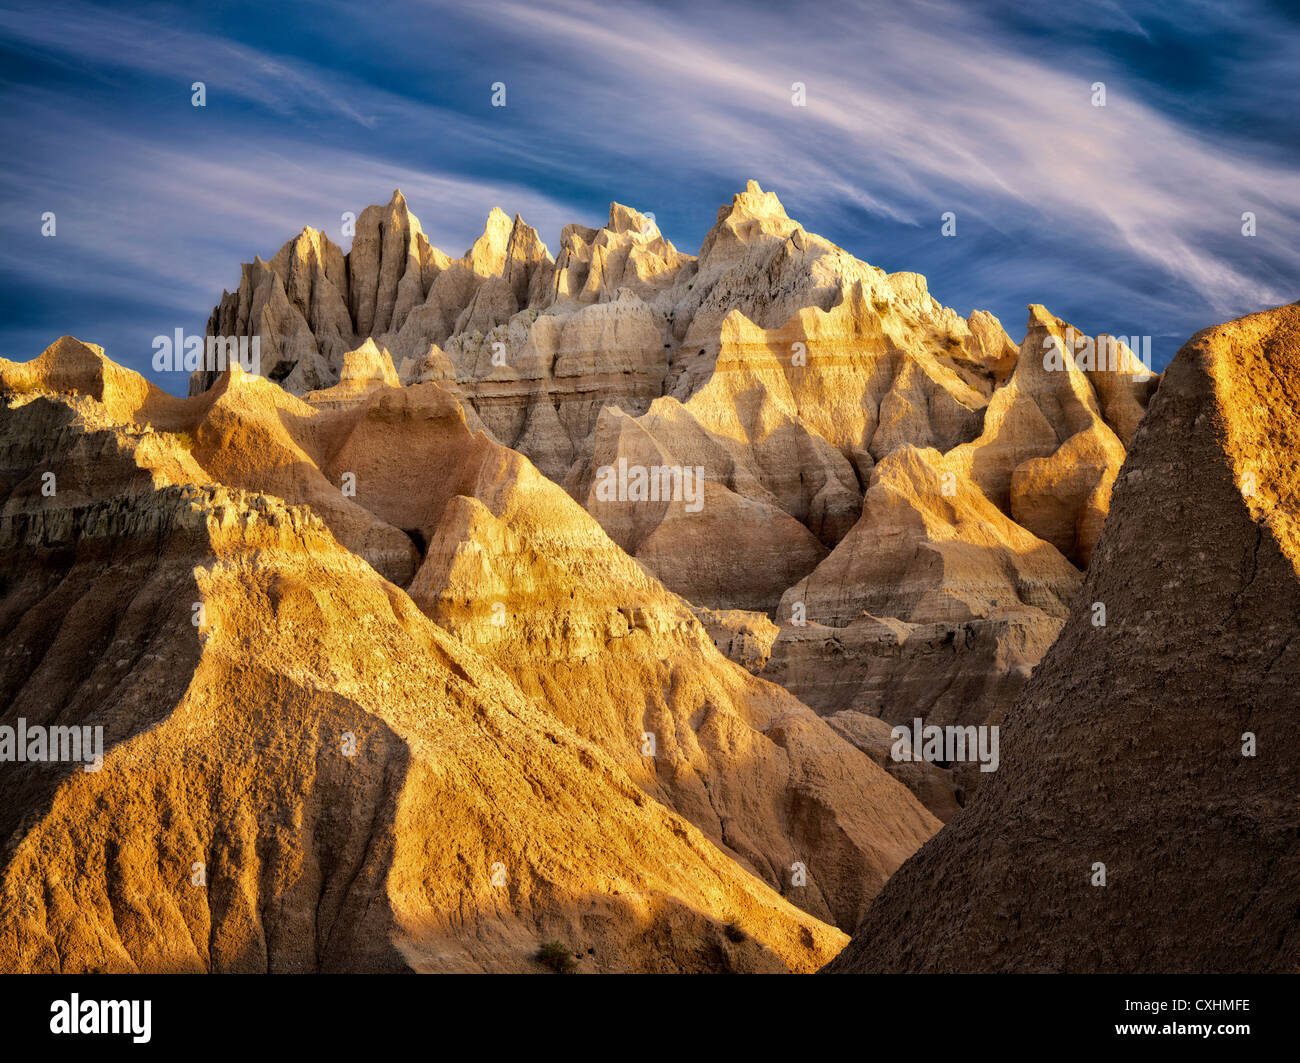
[535,940,578,974]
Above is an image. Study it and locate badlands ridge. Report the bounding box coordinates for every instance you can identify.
[1,183,1291,972]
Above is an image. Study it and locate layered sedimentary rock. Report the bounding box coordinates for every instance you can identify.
[197,184,1014,513]
[692,607,780,674]
[761,306,1150,792]
[0,339,941,971]
[570,208,1020,610]
[191,185,1158,813]
[763,442,1082,733]
[304,340,400,410]
[824,301,1300,973]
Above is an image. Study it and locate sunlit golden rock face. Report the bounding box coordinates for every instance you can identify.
[824,301,1300,974]
[303,340,400,410]
[193,187,1143,593]
[186,182,1160,818]
[754,304,1154,784]
[0,183,1177,973]
[0,336,943,972]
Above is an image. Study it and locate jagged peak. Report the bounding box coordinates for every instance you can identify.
[463,206,514,267]
[696,180,798,263]
[559,222,599,251]
[349,188,428,250]
[608,202,657,238]
[271,225,345,276]
[505,213,553,264]
[1021,305,1084,370]
[1026,303,1064,330]
[378,188,415,225]
[730,179,789,221]
[464,207,553,275]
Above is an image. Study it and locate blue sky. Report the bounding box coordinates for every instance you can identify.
[2,0,1298,391]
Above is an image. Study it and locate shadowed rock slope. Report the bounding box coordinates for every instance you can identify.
[0,338,941,971]
[192,187,1158,817]
[822,301,1300,973]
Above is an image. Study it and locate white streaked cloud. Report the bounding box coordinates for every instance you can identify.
[0,2,381,127]
[462,0,1298,315]
[0,0,1296,382]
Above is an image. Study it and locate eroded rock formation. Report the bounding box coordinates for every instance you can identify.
[823,301,1300,973]
[0,184,1192,974]
[185,185,1161,817]
[0,337,939,972]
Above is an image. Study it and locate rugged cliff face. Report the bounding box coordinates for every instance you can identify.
[822,301,1300,974]
[0,183,1192,975]
[0,337,940,972]
[192,186,1158,801]
[761,305,1138,791]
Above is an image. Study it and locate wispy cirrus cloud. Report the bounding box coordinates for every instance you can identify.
[0,1,381,127]
[1,0,1296,386]
[0,108,586,371]
[460,0,1299,315]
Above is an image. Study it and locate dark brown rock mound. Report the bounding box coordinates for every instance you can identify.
[823,301,1300,974]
